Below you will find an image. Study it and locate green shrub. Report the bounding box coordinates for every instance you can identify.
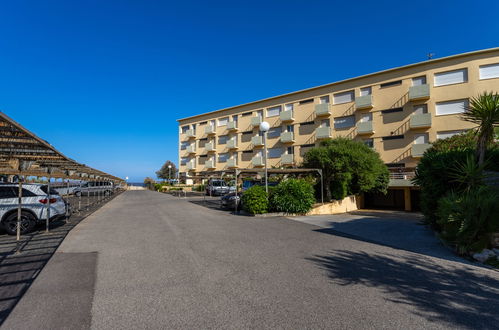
[242,185,268,214]
[194,184,206,192]
[269,179,315,214]
[436,187,499,254]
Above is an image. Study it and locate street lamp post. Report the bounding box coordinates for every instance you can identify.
[259,121,270,193]
[168,165,172,184]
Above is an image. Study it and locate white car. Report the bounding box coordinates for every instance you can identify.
[0,184,68,235]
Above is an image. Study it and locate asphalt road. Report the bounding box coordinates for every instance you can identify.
[2,190,498,329]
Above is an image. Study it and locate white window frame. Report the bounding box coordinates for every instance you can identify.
[218,117,229,127]
[479,63,499,80]
[437,130,465,140]
[266,106,281,118]
[333,90,355,105]
[360,87,372,96]
[285,103,294,111]
[434,68,468,87]
[334,115,355,129]
[435,99,468,116]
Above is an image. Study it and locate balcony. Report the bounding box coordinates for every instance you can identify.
[227,159,238,168]
[280,110,294,122]
[251,136,264,147]
[281,154,294,165]
[409,113,432,129]
[186,162,195,171]
[409,84,430,101]
[227,138,238,150]
[280,131,294,143]
[251,117,262,127]
[357,121,374,135]
[411,143,431,158]
[355,95,373,110]
[315,103,331,116]
[388,170,416,187]
[205,125,216,135]
[185,129,196,139]
[227,121,238,131]
[205,142,215,152]
[252,156,264,167]
[315,126,331,139]
[205,160,216,170]
[186,145,196,154]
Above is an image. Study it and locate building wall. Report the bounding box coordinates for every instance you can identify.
[177,48,499,175]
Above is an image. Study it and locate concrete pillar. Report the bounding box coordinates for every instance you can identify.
[404,188,412,212]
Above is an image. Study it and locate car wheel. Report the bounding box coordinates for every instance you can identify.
[2,211,36,235]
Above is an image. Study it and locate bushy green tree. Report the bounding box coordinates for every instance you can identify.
[156,160,177,181]
[302,138,389,201]
[269,179,315,214]
[242,185,268,214]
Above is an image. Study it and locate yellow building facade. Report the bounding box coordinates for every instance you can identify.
[177,48,499,183]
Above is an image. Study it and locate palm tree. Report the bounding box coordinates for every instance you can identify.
[462,92,499,165]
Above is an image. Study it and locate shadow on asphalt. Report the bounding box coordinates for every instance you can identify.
[307,250,499,329]
[0,192,123,326]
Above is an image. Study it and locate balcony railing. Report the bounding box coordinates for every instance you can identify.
[205,125,216,135]
[411,143,431,157]
[227,159,238,168]
[205,160,216,169]
[315,103,331,116]
[186,145,196,154]
[356,121,374,134]
[355,95,373,110]
[186,162,195,171]
[409,84,430,101]
[251,117,262,126]
[280,110,294,122]
[205,142,215,152]
[227,139,238,149]
[315,126,331,139]
[409,113,432,129]
[281,154,294,165]
[252,156,264,167]
[227,121,238,131]
[252,136,264,146]
[280,131,294,143]
[185,129,196,138]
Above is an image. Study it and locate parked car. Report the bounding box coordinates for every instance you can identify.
[73,181,115,197]
[0,184,68,235]
[220,192,242,210]
[206,179,231,196]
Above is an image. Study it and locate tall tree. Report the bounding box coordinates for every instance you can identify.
[302,138,389,201]
[462,92,499,165]
[156,160,177,180]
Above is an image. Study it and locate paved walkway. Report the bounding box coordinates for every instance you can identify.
[2,190,498,329]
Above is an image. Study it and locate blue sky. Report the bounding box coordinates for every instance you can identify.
[1,0,498,182]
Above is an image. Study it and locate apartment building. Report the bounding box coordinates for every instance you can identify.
[177,48,499,208]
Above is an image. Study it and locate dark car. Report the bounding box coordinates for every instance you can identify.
[220,192,242,210]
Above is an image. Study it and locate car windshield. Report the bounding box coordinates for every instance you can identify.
[212,181,222,186]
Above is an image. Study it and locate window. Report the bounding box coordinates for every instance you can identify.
[334,116,355,129]
[319,96,330,104]
[218,153,229,163]
[381,107,403,114]
[242,131,253,135]
[268,127,282,138]
[300,121,315,126]
[413,104,428,115]
[360,113,372,122]
[181,126,189,133]
[266,106,281,117]
[333,91,354,104]
[299,98,314,104]
[412,76,427,86]
[181,157,188,165]
[242,112,252,117]
[363,138,374,148]
[382,135,404,141]
[301,143,315,148]
[434,68,468,86]
[232,115,238,122]
[437,130,465,140]
[360,87,371,96]
[286,125,294,133]
[380,80,402,88]
[268,147,283,159]
[479,63,499,80]
[242,150,252,154]
[414,133,429,144]
[285,103,294,111]
[218,117,229,126]
[0,187,16,199]
[180,141,189,150]
[435,99,468,116]
[199,121,207,125]
[287,146,294,154]
[199,137,208,141]
[218,135,228,144]
[321,119,330,128]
